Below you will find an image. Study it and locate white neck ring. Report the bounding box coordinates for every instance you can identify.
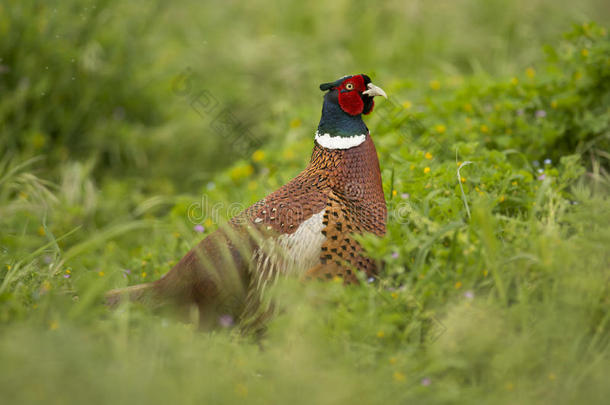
[314,131,367,149]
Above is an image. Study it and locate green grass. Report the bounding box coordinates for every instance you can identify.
[1,1,610,404]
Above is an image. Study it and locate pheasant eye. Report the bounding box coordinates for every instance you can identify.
[345,82,354,90]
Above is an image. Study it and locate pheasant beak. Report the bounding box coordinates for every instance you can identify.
[363,83,387,99]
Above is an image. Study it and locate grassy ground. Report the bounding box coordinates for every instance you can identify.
[1,1,610,404]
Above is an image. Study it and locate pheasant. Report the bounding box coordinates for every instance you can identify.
[106,74,388,328]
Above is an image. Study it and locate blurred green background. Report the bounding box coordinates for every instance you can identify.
[2,0,610,188]
[1,0,609,404]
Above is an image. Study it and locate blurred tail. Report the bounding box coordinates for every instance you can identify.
[105,283,156,308]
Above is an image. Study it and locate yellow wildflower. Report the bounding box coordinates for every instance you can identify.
[581,49,589,57]
[37,226,46,236]
[402,100,412,109]
[425,152,433,159]
[49,321,59,331]
[510,77,519,85]
[392,190,397,197]
[98,271,105,277]
[251,150,265,162]
[526,67,536,78]
[454,281,462,289]
[434,124,446,134]
[424,167,431,174]
[393,371,406,382]
[229,164,254,182]
[290,118,302,128]
[429,80,441,90]
[377,330,385,338]
[141,272,147,278]
[461,177,466,183]
[480,124,489,133]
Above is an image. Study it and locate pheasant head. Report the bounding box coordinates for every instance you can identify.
[316,74,387,149]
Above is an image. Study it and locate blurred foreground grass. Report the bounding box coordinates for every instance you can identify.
[1,1,610,404]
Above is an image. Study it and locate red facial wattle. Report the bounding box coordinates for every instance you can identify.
[336,75,367,116]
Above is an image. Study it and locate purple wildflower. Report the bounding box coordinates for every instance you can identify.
[219,314,234,328]
[63,274,70,279]
[543,158,552,165]
[401,193,410,199]
[194,224,205,233]
[464,290,474,299]
[391,252,399,259]
[535,110,547,118]
[421,377,431,386]
[538,174,546,181]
